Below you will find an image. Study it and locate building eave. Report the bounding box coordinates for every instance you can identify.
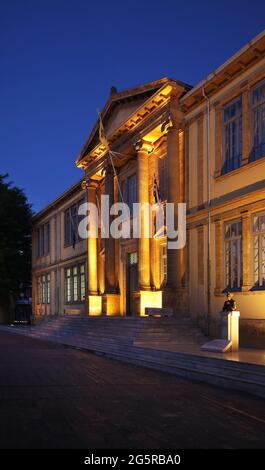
[180,29,265,112]
[32,178,84,223]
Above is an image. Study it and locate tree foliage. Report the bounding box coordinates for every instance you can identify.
[0,174,33,300]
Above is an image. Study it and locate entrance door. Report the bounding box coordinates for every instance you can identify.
[126,252,138,316]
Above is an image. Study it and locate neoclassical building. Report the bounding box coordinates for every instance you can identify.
[76,76,191,318]
[32,31,265,346]
[32,181,87,318]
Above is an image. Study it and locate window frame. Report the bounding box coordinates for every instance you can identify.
[222,96,243,175]
[64,263,86,304]
[36,222,50,258]
[64,198,85,248]
[127,173,137,215]
[252,211,265,289]
[223,219,242,291]
[251,79,265,162]
[159,155,168,202]
[160,241,167,287]
[36,273,51,305]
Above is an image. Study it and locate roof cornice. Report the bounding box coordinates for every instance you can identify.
[180,30,265,112]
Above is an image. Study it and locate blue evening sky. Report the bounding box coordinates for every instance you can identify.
[1,0,264,213]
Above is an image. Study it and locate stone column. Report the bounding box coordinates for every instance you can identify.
[242,212,252,291]
[104,165,116,293]
[135,140,151,291]
[166,123,185,290]
[102,165,120,315]
[87,180,101,315]
[163,114,186,315]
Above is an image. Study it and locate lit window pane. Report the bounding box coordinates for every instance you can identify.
[224,221,242,289]
[252,81,265,161]
[222,97,242,174]
[129,252,137,265]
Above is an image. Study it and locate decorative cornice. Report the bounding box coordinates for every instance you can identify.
[76,81,189,169]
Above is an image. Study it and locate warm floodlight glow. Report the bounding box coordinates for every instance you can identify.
[140,290,162,316]
[88,295,102,316]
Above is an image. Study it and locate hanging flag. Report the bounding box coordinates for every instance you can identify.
[153,174,161,205]
[97,109,124,204]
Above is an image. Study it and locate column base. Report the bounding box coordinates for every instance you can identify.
[133,290,162,316]
[102,293,120,316]
[87,295,102,316]
[162,287,188,316]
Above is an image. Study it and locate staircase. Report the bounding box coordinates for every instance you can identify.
[2,315,265,399]
[4,315,208,352]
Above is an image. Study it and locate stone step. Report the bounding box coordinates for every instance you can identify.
[2,323,265,398]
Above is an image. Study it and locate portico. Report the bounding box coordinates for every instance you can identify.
[76,77,191,316]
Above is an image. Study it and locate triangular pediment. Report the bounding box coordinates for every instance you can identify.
[77,77,190,163]
[104,99,146,135]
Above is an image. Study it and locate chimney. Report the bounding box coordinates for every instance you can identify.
[110,86,118,96]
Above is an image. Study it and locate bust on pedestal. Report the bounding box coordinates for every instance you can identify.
[201,292,240,353]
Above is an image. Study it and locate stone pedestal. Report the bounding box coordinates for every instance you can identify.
[221,310,240,351]
[161,287,188,317]
[102,293,120,316]
[133,290,162,316]
[87,295,102,316]
[201,310,240,353]
[228,311,240,352]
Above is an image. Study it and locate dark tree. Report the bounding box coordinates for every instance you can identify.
[0,174,32,322]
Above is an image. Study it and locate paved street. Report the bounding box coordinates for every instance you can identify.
[0,331,265,449]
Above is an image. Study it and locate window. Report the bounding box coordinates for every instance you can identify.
[161,244,167,285]
[80,264,86,301]
[41,275,46,303]
[73,267,78,302]
[65,268,72,303]
[224,220,242,290]
[222,97,242,174]
[159,156,168,201]
[64,199,85,247]
[129,252,137,265]
[119,174,137,214]
[37,274,51,304]
[37,223,50,257]
[253,213,265,288]
[252,80,265,161]
[46,274,51,304]
[127,174,137,214]
[37,278,42,304]
[64,263,86,303]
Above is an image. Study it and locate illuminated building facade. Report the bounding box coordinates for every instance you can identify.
[32,181,87,318]
[32,31,265,346]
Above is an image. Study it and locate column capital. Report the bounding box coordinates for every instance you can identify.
[81,178,98,190]
[134,139,154,154]
[161,116,182,135]
[241,210,251,220]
